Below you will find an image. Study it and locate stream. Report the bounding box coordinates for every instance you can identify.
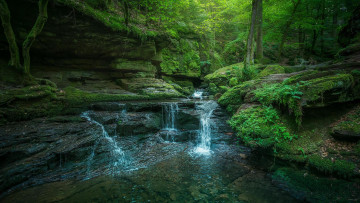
[0,96,298,202]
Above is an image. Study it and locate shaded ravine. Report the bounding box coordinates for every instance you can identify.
[1,99,299,202]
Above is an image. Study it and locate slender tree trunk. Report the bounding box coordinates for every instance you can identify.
[311,30,318,53]
[122,0,129,25]
[320,0,325,55]
[244,0,258,69]
[255,0,263,61]
[332,0,339,38]
[22,0,48,75]
[298,26,305,57]
[0,0,21,70]
[277,0,302,62]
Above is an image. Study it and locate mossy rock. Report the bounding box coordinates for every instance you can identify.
[204,63,243,86]
[218,86,229,94]
[257,65,285,78]
[161,39,201,78]
[208,83,219,95]
[0,85,64,124]
[116,78,183,97]
[308,155,356,178]
[283,70,337,85]
[228,105,294,149]
[331,106,360,141]
[229,77,238,87]
[301,74,355,107]
[218,80,258,107]
[110,59,157,73]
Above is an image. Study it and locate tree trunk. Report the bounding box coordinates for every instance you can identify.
[332,0,339,38]
[122,0,129,25]
[298,26,305,57]
[255,0,263,61]
[320,0,325,55]
[244,0,258,69]
[0,0,21,70]
[22,0,48,75]
[311,29,318,53]
[277,0,302,62]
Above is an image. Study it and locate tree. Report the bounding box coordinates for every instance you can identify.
[0,0,48,75]
[244,0,259,68]
[277,0,301,62]
[0,0,21,69]
[255,0,263,61]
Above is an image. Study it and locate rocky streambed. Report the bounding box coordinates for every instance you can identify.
[0,99,359,202]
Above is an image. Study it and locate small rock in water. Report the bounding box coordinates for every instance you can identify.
[239,153,247,159]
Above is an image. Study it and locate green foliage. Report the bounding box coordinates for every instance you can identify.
[229,77,238,87]
[253,83,303,125]
[229,105,295,148]
[208,83,218,95]
[308,155,356,178]
[217,80,257,107]
[257,65,285,78]
[161,39,201,77]
[222,34,246,65]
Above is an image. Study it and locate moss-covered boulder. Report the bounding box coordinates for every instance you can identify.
[116,78,183,98]
[229,77,238,87]
[204,63,243,86]
[229,105,294,149]
[162,76,194,96]
[331,106,360,141]
[300,74,355,107]
[217,80,257,107]
[257,65,285,78]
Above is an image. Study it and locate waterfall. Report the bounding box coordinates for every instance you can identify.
[192,90,204,100]
[162,103,178,130]
[81,111,127,174]
[194,101,218,155]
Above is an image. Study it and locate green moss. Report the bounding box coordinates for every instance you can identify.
[0,85,64,123]
[252,83,303,125]
[301,74,354,104]
[208,83,218,95]
[161,39,201,78]
[218,80,257,107]
[308,155,356,178]
[229,105,295,149]
[332,106,360,135]
[204,63,243,86]
[229,77,238,87]
[218,86,229,94]
[64,86,147,105]
[257,65,285,78]
[283,70,339,85]
[56,0,158,40]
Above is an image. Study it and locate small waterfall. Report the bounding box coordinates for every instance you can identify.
[192,90,204,100]
[162,103,178,130]
[194,101,218,155]
[81,111,127,175]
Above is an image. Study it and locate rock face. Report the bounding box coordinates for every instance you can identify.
[0,100,233,198]
[0,0,188,98]
[331,105,360,141]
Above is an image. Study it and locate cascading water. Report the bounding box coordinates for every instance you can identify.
[162,103,178,130]
[81,111,127,174]
[192,90,204,100]
[194,100,218,155]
